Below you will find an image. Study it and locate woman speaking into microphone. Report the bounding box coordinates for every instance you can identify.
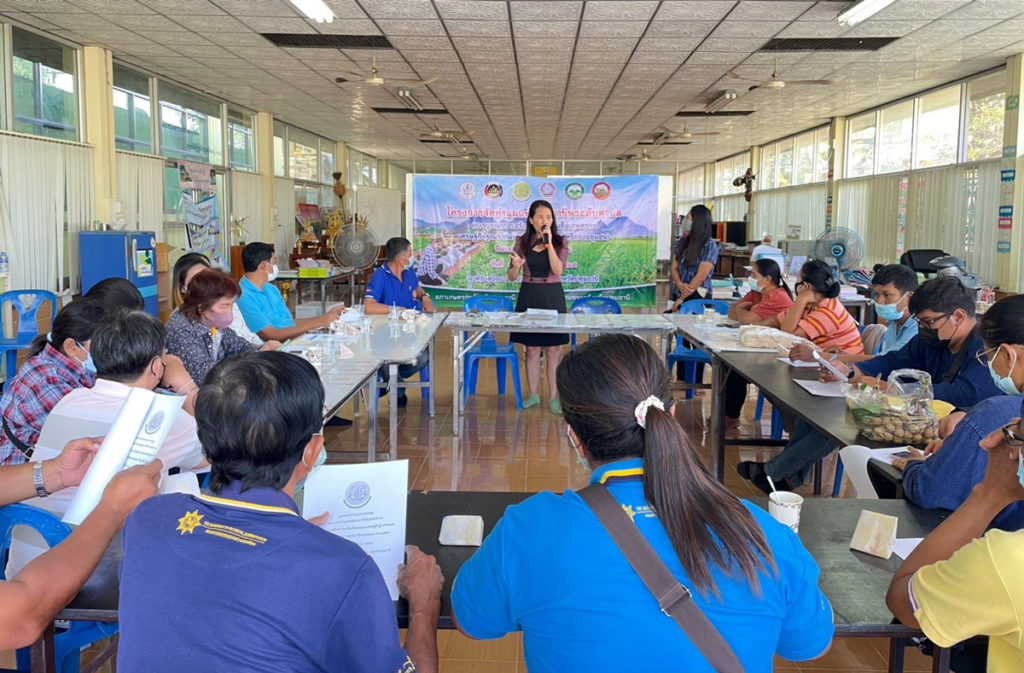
[508,199,570,415]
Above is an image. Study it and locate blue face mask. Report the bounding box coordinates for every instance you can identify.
[295,440,327,493]
[75,341,97,375]
[988,346,1021,395]
[873,294,907,322]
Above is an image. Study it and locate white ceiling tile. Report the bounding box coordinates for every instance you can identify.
[136,30,214,46]
[576,37,639,51]
[400,48,460,62]
[172,13,249,31]
[71,0,155,12]
[375,19,446,35]
[435,0,507,20]
[444,19,510,37]
[845,20,932,38]
[0,11,63,29]
[730,1,813,21]
[458,50,515,63]
[687,51,745,66]
[636,37,703,51]
[698,37,764,52]
[579,20,647,38]
[646,20,719,37]
[5,0,85,11]
[583,1,657,21]
[357,0,437,19]
[776,20,849,39]
[711,20,788,38]
[513,21,579,37]
[630,50,689,64]
[655,1,735,21]
[211,0,295,16]
[452,36,512,51]
[945,0,1024,19]
[311,19,381,34]
[515,36,574,51]
[872,0,970,21]
[510,1,581,21]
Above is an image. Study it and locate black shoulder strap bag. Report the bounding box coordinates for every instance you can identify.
[578,483,745,673]
[2,416,33,459]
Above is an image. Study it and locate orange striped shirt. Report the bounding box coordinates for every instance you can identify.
[798,297,864,354]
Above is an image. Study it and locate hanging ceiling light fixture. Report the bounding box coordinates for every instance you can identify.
[837,0,898,27]
[289,0,335,23]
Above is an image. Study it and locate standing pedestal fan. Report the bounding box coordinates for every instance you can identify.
[331,215,380,305]
[813,227,866,283]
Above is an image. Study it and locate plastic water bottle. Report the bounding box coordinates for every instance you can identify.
[389,303,399,322]
[0,252,9,274]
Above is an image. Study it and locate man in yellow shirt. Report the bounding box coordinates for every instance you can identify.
[887,398,1024,672]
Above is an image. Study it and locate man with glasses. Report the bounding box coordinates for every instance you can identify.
[839,276,1000,409]
[887,402,1024,672]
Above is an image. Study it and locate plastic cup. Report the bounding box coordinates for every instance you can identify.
[360,317,371,334]
[305,346,323,367]
[768,491,804,533]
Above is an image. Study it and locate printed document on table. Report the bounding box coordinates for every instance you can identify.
[793,379,847,397]
[838,446,918,498]
[778,357,819,368]
[63,388,184,525]
[302,461,409,600]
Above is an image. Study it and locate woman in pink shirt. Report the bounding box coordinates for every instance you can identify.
[724,259,795,425]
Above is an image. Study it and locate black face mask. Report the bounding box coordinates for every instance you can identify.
[918,327,950,349]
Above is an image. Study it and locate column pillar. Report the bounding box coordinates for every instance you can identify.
[996,54,1024,293]
[81,45,115,222]
[255,111,275,241]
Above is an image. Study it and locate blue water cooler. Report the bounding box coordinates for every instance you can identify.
[79,231,159,316]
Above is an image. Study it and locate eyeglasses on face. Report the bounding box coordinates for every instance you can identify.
[977,346,999,367]
[1001,419,1024,447]
[913,313,949,329]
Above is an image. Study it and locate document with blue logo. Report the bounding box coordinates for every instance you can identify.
[302,460,409,600]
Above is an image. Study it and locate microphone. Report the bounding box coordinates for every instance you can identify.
[543,227,550,245]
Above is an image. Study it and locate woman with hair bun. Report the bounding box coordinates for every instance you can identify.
[778,259,863,355]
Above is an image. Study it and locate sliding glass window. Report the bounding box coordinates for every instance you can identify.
[11,27,78,141]
[158,81,223,165]
[113,65,152,153]
[966,72,1005,162]
[227,107,255,171]
[916,86,959,169]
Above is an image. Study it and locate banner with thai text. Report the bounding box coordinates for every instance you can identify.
[411,175,658,309]
[177,161,223,266]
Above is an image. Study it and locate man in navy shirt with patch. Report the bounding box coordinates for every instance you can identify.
[117,351,443,673]
[364,237,435,407]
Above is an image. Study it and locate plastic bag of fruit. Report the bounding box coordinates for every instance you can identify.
[844,368,939,445]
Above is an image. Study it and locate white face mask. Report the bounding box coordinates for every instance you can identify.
[747,277,763,293]
[267,263,279,282]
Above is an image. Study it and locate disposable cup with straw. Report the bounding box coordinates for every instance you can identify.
[767,475,804,533]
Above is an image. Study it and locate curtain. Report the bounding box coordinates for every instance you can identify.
[230,170,264,246]
[835,174,902,270]
[904,161,1000,285]
[751,184,827,244]
[711,194,747,223]
[115,151,164,240]
[273,177,295,263]
[0,133,94,294]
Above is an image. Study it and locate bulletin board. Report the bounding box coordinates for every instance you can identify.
[353,186,402,242]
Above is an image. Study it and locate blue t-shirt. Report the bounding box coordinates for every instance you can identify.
[236,276,296,334]
[879,318,918,355]
[857,331,1000,409]
[903,394,1024,531]
[366,264,421,310]
[118,482,414,673]
[452,458,834,672]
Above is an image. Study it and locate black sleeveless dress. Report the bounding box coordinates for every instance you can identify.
[511,246,569,347]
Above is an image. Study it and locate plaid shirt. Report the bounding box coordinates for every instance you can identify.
[0,343,95,465]
[418,245,442,280]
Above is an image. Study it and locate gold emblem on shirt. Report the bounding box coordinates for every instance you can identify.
[177,510,204,535]
[621,505,637,523]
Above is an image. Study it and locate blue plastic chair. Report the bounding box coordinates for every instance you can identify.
[0,290,58,382]
[754,395,785,439]
[0,503,118,673]
[670,300,731,399]
[569,296,622,348]
[463,296,523,409]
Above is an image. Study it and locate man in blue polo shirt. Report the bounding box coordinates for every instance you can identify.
[365,237,435,407]
[117,351,443,673]
[236,242,343,341]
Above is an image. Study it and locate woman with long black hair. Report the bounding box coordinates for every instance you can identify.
[671,204,719,310]
[508,199,570,414]
[452,334,834,672]
[728,258,794,326]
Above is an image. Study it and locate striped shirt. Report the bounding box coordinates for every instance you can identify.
[798,298,864,354]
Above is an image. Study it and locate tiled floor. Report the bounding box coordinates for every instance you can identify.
[321,324,940,672]
[3,321,942,672]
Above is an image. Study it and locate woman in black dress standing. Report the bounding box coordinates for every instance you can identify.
[508,199,569,414]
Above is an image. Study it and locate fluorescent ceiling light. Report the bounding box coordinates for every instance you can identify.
[398,87,424,111]
[837,0,898,27]
[290,0,334,23]
[705,89,737,114]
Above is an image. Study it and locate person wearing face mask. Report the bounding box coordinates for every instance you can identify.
[117,351,444,673]
[166,269,279,384]
[872,295,1024,531]
[886,398,1024,672]
[236,242,344,342]
[841,276,1000,410]
[0,299,106,465]
[22,309,208,519]
[173,251,262,347]
[723,259,794,425]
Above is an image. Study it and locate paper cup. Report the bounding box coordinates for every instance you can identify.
[768,491,804,533]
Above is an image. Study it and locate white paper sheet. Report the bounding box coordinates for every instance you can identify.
[793,379,847,397]
[893,537,924,560]
[301,461,409,600]
[837,445,913,498]
[778,357,819,368]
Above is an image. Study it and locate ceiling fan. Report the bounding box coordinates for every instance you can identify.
[727,57,833,91]
[336,55,436,87]
[419,122,475,143]
[617,148,664,162]
[651,123,720,144]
